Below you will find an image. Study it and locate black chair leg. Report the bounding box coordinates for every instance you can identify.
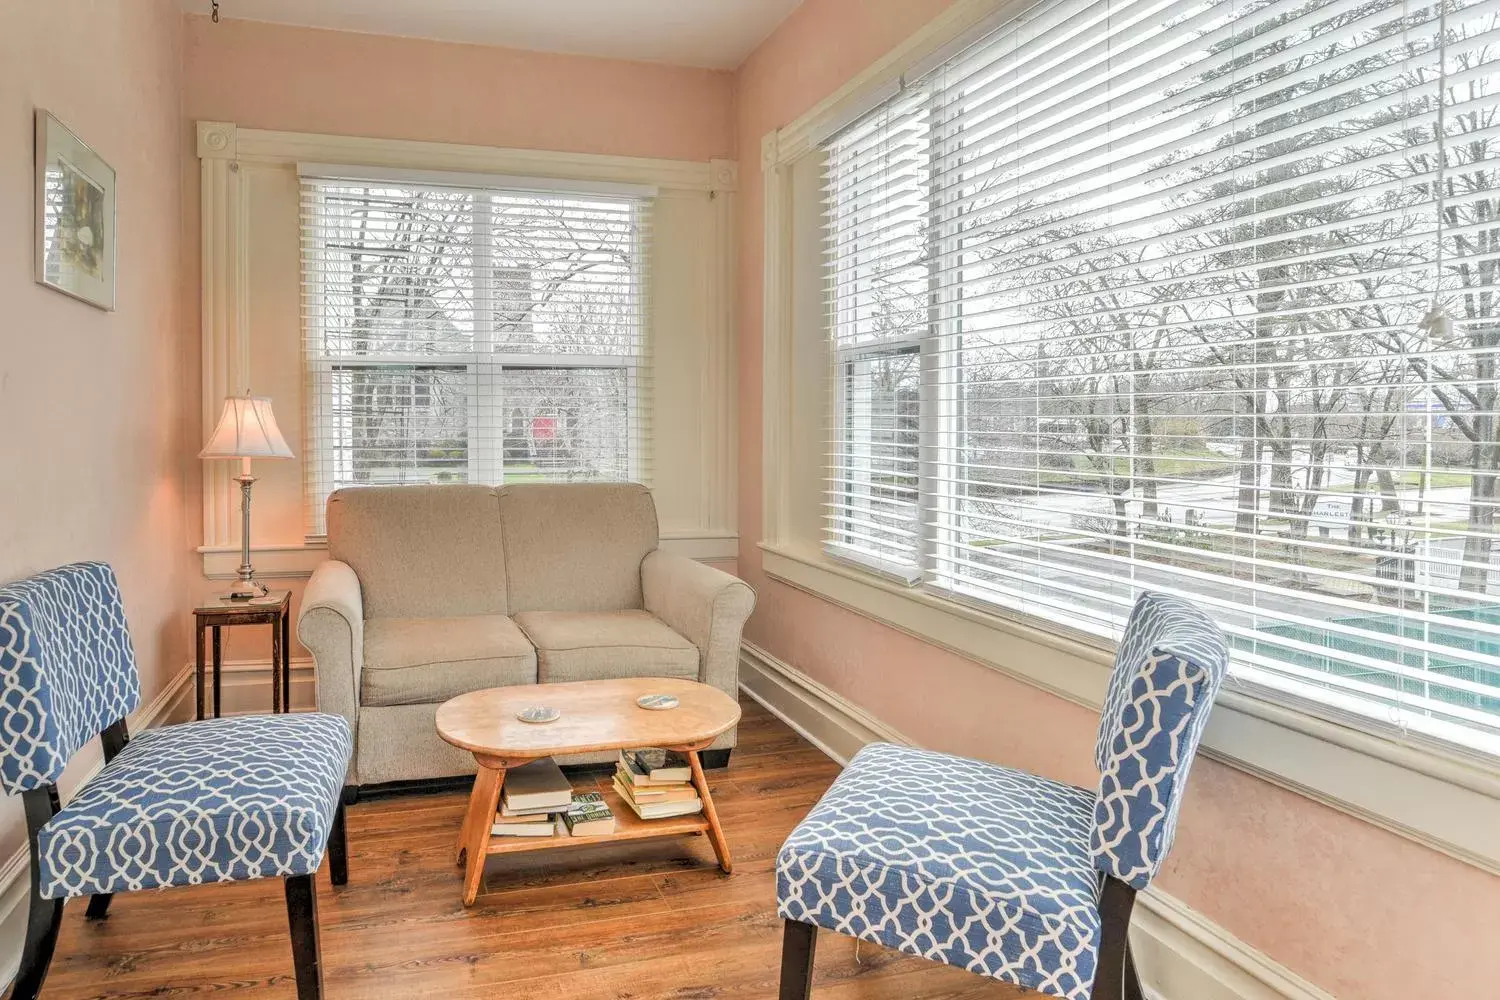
[15,786,64,1000]
[328,800,349,887]
[284,874,324,1000]
[13,889,64,1000]
[85,893,114,920]
[778,919,818,1000]
[1091,876,1138,1000]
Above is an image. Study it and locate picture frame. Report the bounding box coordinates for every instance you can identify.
[34,109,116,311]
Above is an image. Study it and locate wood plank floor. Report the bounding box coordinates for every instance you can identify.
[34,697,1025,999]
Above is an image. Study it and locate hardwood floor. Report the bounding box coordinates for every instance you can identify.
[32,697,1025,999]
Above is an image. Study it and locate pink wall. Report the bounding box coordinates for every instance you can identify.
[179,15,741,671]
[0,0,195,865]
[732,2,1500,997]
[182,15,735,163]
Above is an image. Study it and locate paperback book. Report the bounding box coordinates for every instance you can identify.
[561,791,616,837]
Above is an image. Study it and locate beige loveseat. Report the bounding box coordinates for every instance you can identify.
[297,483,756,790]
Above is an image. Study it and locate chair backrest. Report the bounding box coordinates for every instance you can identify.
[0,562,140,793]
[1090,591,1228,889]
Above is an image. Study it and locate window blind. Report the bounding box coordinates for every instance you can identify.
[824,0,1500,757]
[300,171,651,535]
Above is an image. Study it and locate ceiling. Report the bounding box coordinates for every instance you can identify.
[184,0,805,70]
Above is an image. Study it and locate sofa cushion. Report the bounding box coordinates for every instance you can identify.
[362,616,537,707]
[327,485,507,619]
[497,483,658,613]
[514,610,698,684]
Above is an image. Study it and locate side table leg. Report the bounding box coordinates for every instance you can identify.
[271,615,283,714]
[688,749,733,874]
[281,609,291,711]
[195,621,206,721]
[211,625,223,719]
[457,763,505,907]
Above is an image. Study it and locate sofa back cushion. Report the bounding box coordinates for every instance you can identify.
[498,483,658,613]
[327,485,508,619]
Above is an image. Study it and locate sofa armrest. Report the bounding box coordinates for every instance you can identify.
[642,550,756,699]
[297,559,364,737]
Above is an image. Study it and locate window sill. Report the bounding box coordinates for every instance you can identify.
[760,541,1500,874]
[198,532,741,581]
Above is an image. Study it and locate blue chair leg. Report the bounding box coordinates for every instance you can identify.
[778,919,818,1000]
[284,874,324,1000]
[15,786,64,1000]
[85,893,114,920]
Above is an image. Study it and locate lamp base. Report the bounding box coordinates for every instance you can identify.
[223,573,269,602]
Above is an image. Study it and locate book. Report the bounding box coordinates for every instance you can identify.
[613,766,700,803]
[618,749,693,786]
[501,757,573,814]
[490,812,560,837]
[561,791,616,837]
[612,774,703,820]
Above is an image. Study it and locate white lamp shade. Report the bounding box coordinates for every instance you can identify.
[200,395,294,460]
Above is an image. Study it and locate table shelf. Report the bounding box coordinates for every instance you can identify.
[485,786,709,857]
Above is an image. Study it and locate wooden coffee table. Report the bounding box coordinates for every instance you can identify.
[436,676,741,906]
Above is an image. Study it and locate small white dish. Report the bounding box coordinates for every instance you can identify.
[636,693,680,711]
[517,705,561,724]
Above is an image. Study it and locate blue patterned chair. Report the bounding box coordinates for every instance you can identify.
[775,592,1228,1000]
[0,562,354,1000]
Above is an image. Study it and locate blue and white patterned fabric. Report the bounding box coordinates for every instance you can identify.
[1091,592,1228,889]
[37,714,352,899]
[778,743,1103,1000]
[0,562,140,794]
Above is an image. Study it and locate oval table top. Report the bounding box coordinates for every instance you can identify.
[435,677,742,759]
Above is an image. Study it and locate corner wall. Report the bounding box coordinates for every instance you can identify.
[731,2,1500,998]
[0,0,197,972]
[179,14,741,672]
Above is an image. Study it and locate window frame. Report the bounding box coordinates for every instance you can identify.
[300,172,648,536]
[759,0,1500,876]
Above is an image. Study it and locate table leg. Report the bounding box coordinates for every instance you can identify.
[281,609,291,711]
[688,749,733,874]
[457,763,505,907]
[211,625,223,719]
[194,621,206,721]
[271,616,282,714]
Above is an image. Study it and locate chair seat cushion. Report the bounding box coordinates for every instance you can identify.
[777,743,1102,1000]
[513,610,698,684]
[37,714,352,899]
[362,615,538,707]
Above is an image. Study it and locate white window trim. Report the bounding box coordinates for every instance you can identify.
[196,120,741,576]
[758,0,1500,875]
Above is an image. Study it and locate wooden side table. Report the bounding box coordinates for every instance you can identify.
[194,591,292,720]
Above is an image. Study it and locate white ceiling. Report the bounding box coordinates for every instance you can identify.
[184,0,805,70]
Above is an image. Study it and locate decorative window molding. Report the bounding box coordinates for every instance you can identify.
[196,121,737,574]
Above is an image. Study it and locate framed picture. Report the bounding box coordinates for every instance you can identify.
[34,110,116,311]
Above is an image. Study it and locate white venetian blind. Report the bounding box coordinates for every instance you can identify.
[823,0,1500,757]
[300,168,652,535]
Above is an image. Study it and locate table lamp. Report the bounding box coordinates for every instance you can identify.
[201,395,294,600]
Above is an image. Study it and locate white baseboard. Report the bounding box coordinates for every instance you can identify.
[738,642,1336,1000]
[0,663,195,991]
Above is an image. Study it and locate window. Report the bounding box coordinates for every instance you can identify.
[301,169,650,533]
[823,0,1500,756]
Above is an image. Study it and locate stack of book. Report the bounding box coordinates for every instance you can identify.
[613,749,703,820]
[490,758,616,838]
